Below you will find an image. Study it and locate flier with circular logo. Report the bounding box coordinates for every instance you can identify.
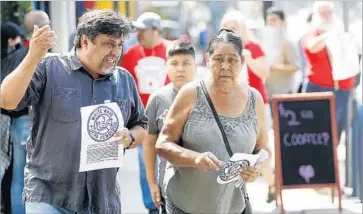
[217,149,269,188]
[79,102,124,172]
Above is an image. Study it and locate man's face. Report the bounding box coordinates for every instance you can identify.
[313,4,334,30]
[166,54,196,89]
[137,28,155,47]
[318,5,333,24]
[8,35,21,47]
[85,34,123,75]
[266,14,284,28]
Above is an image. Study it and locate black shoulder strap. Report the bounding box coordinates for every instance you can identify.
[200,81,252,209]
[200,80,233,157]
[200,80,251,202]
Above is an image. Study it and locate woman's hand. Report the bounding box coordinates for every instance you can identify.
[194,152,224,171]
[239,166,260,183]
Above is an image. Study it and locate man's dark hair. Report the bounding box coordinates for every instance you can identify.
[306,12,313,23]
[207,29,243,56]
[166,40,196,58]
[74,9,135,48]
[266,7,285,22]
[1,22,24,57]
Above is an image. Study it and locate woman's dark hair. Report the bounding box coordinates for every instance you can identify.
[74,9,135,48]
[1,22,24,58]
[266,7,285,22]
[206,29,244,56]
[166,39,196,58]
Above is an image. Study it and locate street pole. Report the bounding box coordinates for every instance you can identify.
[341,1,354,194]
[50,1,76,53]
[342,1,349,32]
[262,1,274,22]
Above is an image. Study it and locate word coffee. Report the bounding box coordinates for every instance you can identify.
[283,132,330,147]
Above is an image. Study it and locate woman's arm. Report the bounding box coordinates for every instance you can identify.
[243,46,270,81]
[306,32,329,54]
[155,83,199,167]
[143,94,160,186]
[271,41,300,73]
[305,30,339,54]
[245,55,270,81]
[143,134,162,207]
[155,83,223,170]
[270,63,299,73]
[144,134,158,185]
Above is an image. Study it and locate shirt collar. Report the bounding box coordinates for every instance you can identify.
[69,47,114,78]
[69,48,83,71]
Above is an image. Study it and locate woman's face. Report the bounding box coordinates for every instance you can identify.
[206,43,243,84]
[266,14,284,29]
[8,36,21,47]
[137,28,156,48]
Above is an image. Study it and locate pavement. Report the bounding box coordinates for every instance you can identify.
[117,148,362,214]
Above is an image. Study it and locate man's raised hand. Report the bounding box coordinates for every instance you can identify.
[28,25,58,62]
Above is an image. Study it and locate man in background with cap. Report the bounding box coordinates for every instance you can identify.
[120,12,170,214]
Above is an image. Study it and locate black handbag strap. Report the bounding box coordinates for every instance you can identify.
[200,80,252,207]
[200,80,233,157]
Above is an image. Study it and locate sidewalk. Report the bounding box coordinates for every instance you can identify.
[247,177,362,214]
[255,131,362,213]
[117,148,362,214]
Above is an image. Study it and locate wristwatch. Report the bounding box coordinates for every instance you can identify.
[126,133,135,149]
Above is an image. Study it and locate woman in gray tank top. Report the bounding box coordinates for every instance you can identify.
[156,29,271,214]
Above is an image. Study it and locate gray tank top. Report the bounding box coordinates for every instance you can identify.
[163,82,258,214]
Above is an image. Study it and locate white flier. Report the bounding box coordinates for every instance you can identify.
[79,102,124,172]
[217,149,269,188]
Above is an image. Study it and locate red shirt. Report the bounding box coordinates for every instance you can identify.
[244,41,269,103]
[302,29,355,90]
[120,42,170,107]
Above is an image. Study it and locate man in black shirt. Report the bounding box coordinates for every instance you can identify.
[0,11,50,214]
[0,21,25,214]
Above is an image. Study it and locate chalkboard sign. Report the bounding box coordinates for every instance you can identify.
[277,98,336,185]
[271,92,342,213]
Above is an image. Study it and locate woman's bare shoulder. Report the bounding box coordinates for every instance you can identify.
[177,81,199,101]
[247,86,264,106]
[171,80,200,113]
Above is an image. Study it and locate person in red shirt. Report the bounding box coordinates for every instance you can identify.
[302,1,355,141]
[121,12,170,107]
[220,11,270,103]
[220,10,277,204]
[120,12,169,214]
